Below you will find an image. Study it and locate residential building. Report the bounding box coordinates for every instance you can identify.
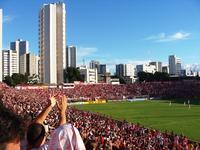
[176,58,181,76]
[90,60,100,73]
[66,46,76,68]
[0,9,2,81]
[149,61,162,72]
[136,64,156,74]
[124,64,134,77]
[169,55,176,75]
[99,64,106,75]
[39,2,66,84]
[20,53,39,76]
[10,39,29,56]
[79,66,98,83]
[169,55,181,76]
[2,49,18,78]
[162,66,169,74]
[116,64,135,77]
[180,69,186,77]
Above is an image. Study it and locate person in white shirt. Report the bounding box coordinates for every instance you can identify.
[26,95,86,150]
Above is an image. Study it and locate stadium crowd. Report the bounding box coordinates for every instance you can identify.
[1,81,200,149]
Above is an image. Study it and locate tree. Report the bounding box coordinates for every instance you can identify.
[63,67,84,83]
[137,71,149,82]
[154,72,169,81]
[3,76,14,86]
[137,71,169,82]
[3,73,29,87]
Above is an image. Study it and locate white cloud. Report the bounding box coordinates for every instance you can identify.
[145,31,191,42]
[3,15,14,23]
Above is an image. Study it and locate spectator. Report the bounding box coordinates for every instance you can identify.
[26,95,85,150]
[0,101,24,150]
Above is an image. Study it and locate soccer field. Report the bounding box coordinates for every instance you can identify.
[75,100,200,142]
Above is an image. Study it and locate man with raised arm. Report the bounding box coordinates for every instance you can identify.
[26,95,86,150]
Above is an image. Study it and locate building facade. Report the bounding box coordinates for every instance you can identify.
[162,66,169,74]
[20,53,39,76]
[169,55,181,76]
[124,64,134,77]
[66,46,76,68]
[10,39,29,56]
[90,60,100,73]
[169,55,176,75]
[116,64,124,77]
[10,39,29,74]
[176,58,181,76]
[99,64,106,75]
[149,61,162,72]
[0,9,2,81]
[79,66,98,83]
[39,2,66,84]
[2,49,18,78]
[116,64,135,77]
[136,64,156,74]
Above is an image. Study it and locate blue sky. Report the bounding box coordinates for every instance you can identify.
[1,0,200,70]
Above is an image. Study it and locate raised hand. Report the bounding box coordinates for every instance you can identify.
[57,95,68,113]
[49,94,57,107]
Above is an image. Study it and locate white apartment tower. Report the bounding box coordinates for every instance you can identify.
[0,9,2,81]
[2,49,18,78]
[79,66,98,83]
[39,2,66,84]
[169,55,181,76]
[116,64,135,77]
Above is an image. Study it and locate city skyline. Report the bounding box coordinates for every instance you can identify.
[1,0,200,70]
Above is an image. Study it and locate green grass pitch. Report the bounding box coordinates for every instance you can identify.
[75,100,200,142]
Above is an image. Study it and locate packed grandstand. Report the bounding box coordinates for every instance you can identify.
[1,81,200,149]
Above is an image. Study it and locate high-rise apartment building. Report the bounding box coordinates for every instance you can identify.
[10,39,29,73]
[116,64,124,77]
[169,55,176,75]
[20,53,39,76]
[99,64,106,75]
[2,49,18,78]
[10,39,29,56]
[176,58,181,76]
[116,64,135,77]
[39,2,66,84]
[66,46,76,68]
[149,61,162,72]
[136,64,156,74]
[0,9,2,81]
[124,64,134,77]
[169,55,181,76]
[90,60,100,73]
[162,66,169,74]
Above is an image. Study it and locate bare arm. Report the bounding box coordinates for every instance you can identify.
[57,95,67,126]
[34,96,56,124]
